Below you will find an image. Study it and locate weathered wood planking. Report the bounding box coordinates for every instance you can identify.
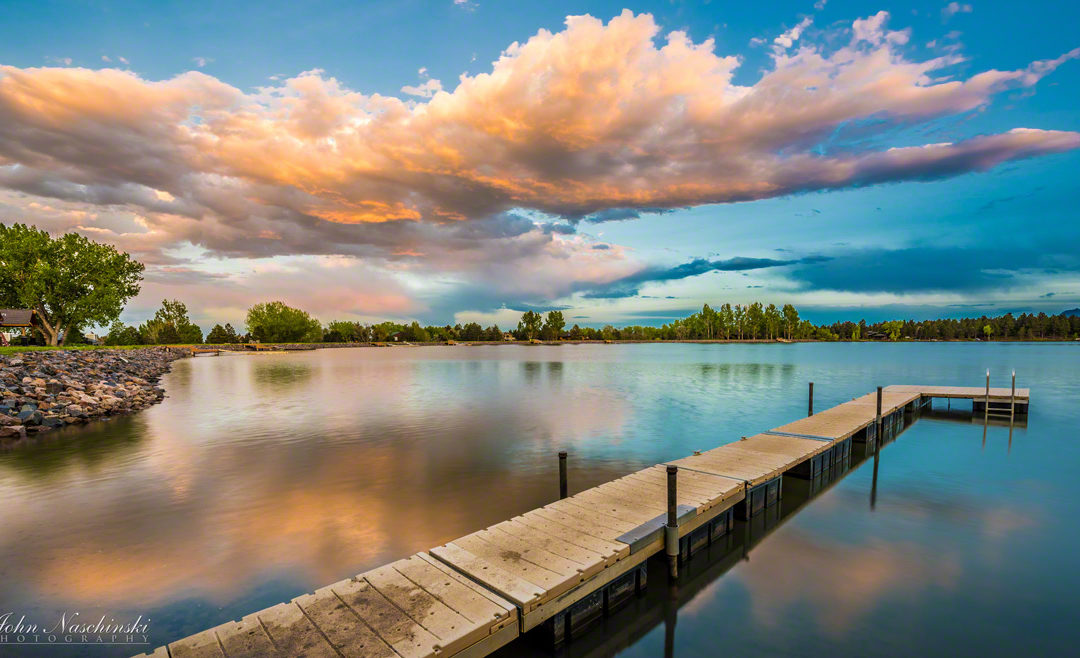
[149,552,518,658]
[666,433,823,485]
[430,464,744,630]
[885,384,1030,402]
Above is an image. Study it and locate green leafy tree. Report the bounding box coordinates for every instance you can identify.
[517,311,543,339]
[782,304,799,340]
[982,324,993,340]
[324,320,363,343]
[884,320,903,341]
[140,299,203,344]
[0,223,144,345]
[542,311,565,340]
[246,301,322,343]
[104,321,143,346]
[206,323,240,344]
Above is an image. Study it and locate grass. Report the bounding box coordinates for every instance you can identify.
[0,344,153,355]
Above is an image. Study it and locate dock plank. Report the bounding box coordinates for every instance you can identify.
[365,563,485,656]
[429,542,546,610]
[216,617,277,657]
[330,577,442,658]
[399,554,517,630]
[518,509,630,559]
[256,602,341,658]
[168,628,225,658]
[489,520,609,572]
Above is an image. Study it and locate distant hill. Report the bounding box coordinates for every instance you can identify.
[1064,308,1080,318]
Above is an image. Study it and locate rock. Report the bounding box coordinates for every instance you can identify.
[0,425,26,440]
[17,409,43,425]
[0,347,187,438]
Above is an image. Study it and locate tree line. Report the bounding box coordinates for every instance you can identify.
[5,222,1079,346]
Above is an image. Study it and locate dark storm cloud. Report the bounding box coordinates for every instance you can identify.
[579,255,831,299]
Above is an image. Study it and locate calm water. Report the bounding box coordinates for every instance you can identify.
[1,343,1078,656]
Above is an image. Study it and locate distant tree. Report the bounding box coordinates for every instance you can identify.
[104,321,143,346]
[883,320,903,341]
[518,311,543,339]
[140,299,203,344]
[542,311,565,340]
[782,304,799,340]
[0,223,144,345]
[403,321,430,342]
[246,301,322,343]
[324,320,363,343]
[982,324,993,340]
[569,324,583,340]
[206,323,240,344]
[460,322,484,341]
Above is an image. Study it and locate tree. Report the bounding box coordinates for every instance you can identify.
[517,311,543,339]
[542,311,565,340]
[140,299,203,344]
[207,323,240,344]
[0,223,144,345]
[782,304,799,340]
[982,324,993,340]
[246,301,322,343]
[104,321,143,346]
[883,320,903,341]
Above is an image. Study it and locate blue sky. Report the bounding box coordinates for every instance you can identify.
[0,1,1078,329]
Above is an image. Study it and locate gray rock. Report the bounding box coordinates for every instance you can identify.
[17,409,43,425]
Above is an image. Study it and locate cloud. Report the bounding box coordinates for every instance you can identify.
[0,10,1075,266]
[786,246,1080,294]
[942,3,973,20]
[774,17,812,50]
[579,254,830,299]
[192,56,213,68]
[400,77,443,98]
[1041,291,1055,298]
[0,9,1077,324]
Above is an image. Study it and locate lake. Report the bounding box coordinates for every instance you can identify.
[1,343,1078,656]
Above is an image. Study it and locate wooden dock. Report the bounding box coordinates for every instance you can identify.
[140,383,1028,658]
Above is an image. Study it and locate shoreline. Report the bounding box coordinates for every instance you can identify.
[0,347,190,446]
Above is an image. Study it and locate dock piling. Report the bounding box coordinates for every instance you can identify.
[808,382,814,417]
[559,451,568,500]
[1011,370,1016,421]
[875,386,883,443]
[666,465,679,580]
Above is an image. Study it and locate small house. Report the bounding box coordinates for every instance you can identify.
[1,308,35,345]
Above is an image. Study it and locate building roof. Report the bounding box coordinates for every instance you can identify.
[0,309,34,327]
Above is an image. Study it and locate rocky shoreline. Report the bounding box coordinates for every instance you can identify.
[0,347,189,444]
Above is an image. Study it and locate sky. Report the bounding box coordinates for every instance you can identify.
[1,0,1079,331]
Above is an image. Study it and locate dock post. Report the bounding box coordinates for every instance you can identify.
[666,465,679,580]
[808,382,814,417]
[558,451,568,500]
[875,386,883,443]
[1010,371,1016,421]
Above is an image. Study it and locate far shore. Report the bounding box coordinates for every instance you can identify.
[5,337,1078,355]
